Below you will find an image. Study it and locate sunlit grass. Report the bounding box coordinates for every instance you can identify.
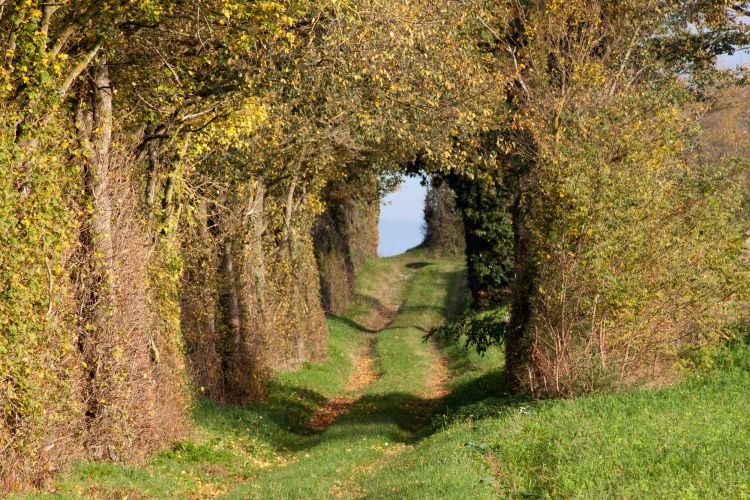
[355,343,750,499]
[40,250,464,499]
[226,251,467,498]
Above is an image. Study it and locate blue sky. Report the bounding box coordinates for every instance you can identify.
[719,50,750,68]
[380,176,426,223]
[378,176,427,257]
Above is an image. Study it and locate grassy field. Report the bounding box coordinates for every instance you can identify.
[357,342,750,498]
[38,250,474,498]
[31,250,750,498]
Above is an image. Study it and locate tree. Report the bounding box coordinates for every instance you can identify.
[495,0,750,393]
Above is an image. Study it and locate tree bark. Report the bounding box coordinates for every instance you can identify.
[236,182,267,400]
[242,181,267,323]
[218,182,268,403]
[284,176,297,259]
[221,239,242,356]
[77,58,115,339]
[75,58,116,438]
[89,59,114,270]
[506,185,534,392]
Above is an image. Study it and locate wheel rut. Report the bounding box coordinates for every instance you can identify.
[226,257,466,499]
[307,305,451,434]
[307,334,380,433]
[307,305,401,433]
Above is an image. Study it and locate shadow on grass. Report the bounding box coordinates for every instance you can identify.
[426,370,524,429]
[193,260,522,455]
[192,364,526,457]
[327,314,379,334]
[396,304,444,317]
[396,265,467,332]
[329,292,405,333]
[405,261,433,270]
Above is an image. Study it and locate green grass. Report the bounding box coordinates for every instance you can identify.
[30,250,750,499]
[353,343,750,499]
[38,250,468,499]
[226,252,467,498]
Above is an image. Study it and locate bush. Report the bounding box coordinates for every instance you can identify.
[422,178,466,255]
[519,83,750,396]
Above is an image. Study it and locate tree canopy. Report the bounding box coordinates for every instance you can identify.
[2,0,750,490]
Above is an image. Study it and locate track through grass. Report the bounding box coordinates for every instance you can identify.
[31,250,750,499]
[226,251,465,498]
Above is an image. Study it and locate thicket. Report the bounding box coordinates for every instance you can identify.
[2,0,750,491]
[437,0,750,395]
[445,169,516,311]
[422,178,466,256]
[522,83,748,395]
[313,174,380,315]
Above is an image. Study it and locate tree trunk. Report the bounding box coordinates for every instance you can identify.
[219,181,268,403]
[219,237,247,402]
[284,176,297,258]
[237,182,267,399]
[75,58,117,452]
[506,169,535,393]
[242,181,267,322]
[75,58,115,348]
[85,58,115,299]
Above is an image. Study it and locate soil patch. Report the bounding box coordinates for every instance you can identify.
[308,336,379,432]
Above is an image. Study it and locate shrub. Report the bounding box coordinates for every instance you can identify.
[422,178,466,255]
[520,83,750,396]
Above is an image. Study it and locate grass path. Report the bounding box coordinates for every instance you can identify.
[307,332,379,433]
[31,249,750,498]
[226,252,464,498]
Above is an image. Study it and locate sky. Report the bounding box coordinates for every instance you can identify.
[378,176,427,257]
[718,50,750,68]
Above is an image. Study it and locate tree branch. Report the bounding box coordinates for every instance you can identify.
[59,41,101,97]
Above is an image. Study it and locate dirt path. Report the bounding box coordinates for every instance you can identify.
[308,302,451,433]
[223,256,467,498]
[424,341,450,400]
[307,258,451,434]
[308,283,403,433]
[307,335,380,432]
[44,255,468,499]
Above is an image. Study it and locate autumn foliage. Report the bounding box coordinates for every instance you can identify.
[2,0,750,491]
